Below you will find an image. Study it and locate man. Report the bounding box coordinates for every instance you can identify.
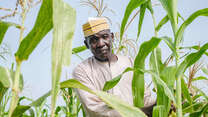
[73,17,155,117]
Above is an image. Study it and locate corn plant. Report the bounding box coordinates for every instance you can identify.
[103,0,208,117]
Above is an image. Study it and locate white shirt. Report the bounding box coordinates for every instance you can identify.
[73,55,154,117]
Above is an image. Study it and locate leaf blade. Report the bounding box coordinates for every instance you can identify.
[15,0,53,62]
[133,37,161,107]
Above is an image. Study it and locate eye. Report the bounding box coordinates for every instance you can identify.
[102,34,109,39]
[89,36,98,44]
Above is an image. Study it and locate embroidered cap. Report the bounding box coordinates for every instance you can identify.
[82,17,110,37]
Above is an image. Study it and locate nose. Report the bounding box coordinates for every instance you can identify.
[97,38,105,48]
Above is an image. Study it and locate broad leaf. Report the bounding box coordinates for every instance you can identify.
[153,105,165,117]
[147,70,176,105]
[15,0,53,62]
[146,0,153,14]
[51,0,76,116]
[0,66,11,103]
[192,76,208,82]
[175,8,208,46]
[202,67,208,76]
[72,45,87,54]
[137,3,147,40]
[60,79,147,117]
[176,43,208,78]
[30,91,51,107]
[0,66,11,88]
[181,78,192,103]
[192,86,208,101]
[0,21,20,45]
[12,106,30,117]
[155,12,184,32]
[133,37,161,107]
[158,0,178,34]
[149,47,163,89]
[155,15,169,32]
[160,36,176,56]
[190,103,208,117]
[103,67,134,91]
[120,0,147,40]
[12,91,51,116]
[183,102,203,113]
[0,82,8,104]
[180,45,208,56]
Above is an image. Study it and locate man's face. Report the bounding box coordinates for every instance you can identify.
[85,29,113,61]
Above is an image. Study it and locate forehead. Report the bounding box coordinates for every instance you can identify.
[88,29,110,38]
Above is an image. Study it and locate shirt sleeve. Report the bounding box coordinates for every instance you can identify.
[72,65,122,117]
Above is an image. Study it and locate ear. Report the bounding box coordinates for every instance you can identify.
[84,40,89,49]
[111,32,114,41]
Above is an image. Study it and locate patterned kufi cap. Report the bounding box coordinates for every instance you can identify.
[82,17,110,37]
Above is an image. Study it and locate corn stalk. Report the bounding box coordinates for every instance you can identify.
[8,0,27,115]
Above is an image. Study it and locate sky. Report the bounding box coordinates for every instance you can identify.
[0,0,208,109]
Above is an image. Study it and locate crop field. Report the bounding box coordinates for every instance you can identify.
[0,0,208,117]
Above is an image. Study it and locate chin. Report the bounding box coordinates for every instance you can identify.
[95,56,108,61]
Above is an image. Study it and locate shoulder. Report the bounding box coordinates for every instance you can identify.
[72,57,93,78]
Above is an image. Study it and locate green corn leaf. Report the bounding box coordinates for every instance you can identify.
[181,78,192,103]
[72,45,87,54]
[190,103,208,117]
[137,3,147,40]
[60,79,147,117]
[95,91,147,117]
[147,70,176,106]
[0,66,11,103]
[176,8,208,46]
[0,66,11,88]
[158,0,178,34]
[160,36,176,56]
[103,74,122,91]
[153,105,165,117]
[155,12,184,33]
[153,66,176,116]
[192,86,208,101]
[182,102,204,113]
[103,67,134,91]
[155,15,169,32]
[15,0,53,62]
[149,47,162,89]
[29,91,51,107]
[0,21,10,45]
[0,21,20,45]
[176,43,208,78]
[146,0,153,14]
[51,0,76,116]
[160,66,176,88]
[0,82,8,104]
[202,67,208,76]
[178,12,185,21]
[133,37,161,107]
[12,105,31,117]
[192,76,208,82]
[11,91,51,116]
[28,109,35,117]
[180,45,208,56]
[149,48,163,73]
[120,0,147,40]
